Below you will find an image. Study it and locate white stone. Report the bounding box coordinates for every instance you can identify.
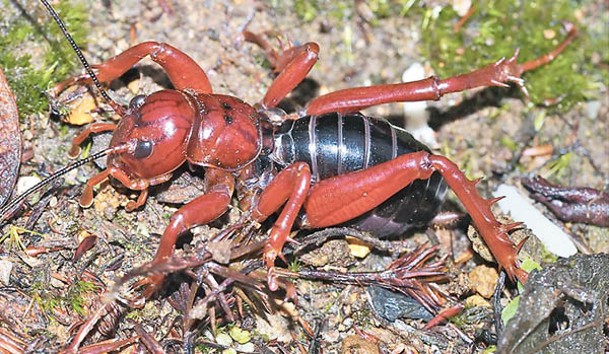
[493,184,577,258]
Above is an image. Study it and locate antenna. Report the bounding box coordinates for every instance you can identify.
[0,144,131,224]
[0,1,135,223]
[39,0,125,116]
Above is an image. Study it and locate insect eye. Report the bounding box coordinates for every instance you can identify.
[133,140,153,159]
[129,95,146,111]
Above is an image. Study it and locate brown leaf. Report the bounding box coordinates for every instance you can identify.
[73,235,99,262]
[0,67,21,207]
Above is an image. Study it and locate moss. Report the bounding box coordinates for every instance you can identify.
[30,277,99,319]
[291,0,353,23]
[0,0,89,119]
[419,0,599,112]
[544,151,574,178]
[66,280,99,316]
[288,258,301,272]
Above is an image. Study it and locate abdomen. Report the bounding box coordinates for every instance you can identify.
[272,112,447,237]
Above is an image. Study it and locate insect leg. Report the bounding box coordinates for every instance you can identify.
[302,151,527,283]
[53,42,213,95]
[305,24,576,115]
[248,162,311,290]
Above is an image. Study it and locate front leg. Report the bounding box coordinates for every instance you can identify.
[303,151,528,284]
[78,166,172,212]
[68,123,116,158]
[53,42,213,96]
[138,169,234,297]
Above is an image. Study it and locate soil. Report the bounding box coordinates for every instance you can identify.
[1,0,607,353]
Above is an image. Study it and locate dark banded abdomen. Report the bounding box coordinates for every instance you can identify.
[272,112,447,237]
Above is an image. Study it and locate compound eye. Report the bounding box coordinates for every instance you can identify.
[129,95,147,111]
[133,140,153,159]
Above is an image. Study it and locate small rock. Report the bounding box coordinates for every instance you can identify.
[16,176,42,196]
[543,29,556,39]
[346,236,371,259]
[215,332,232,346]
[586,100,601,119]
[127,78,142,94]
[323,328,341,344]
[255,313,292,343]
[235,342,255,353]
[0,259,12,285]
[468,265,498,299]
[342,317,353,329]
[63,94,96,125]
[341,335,380,354]
[465,294,491,308]
[368,286,434,322]
[452,0,472,16]
[208,239,232,264]
[301,239,355,267]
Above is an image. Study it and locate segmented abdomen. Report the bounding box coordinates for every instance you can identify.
[272,112,447,237]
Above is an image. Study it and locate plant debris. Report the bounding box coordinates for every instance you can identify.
[522,175,609,227]
[0,67,21,207]
[498,253,609,353]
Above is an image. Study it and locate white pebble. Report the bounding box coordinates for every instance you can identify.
[493,184,577,258]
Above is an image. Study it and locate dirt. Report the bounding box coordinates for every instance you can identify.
[1,0,608,353]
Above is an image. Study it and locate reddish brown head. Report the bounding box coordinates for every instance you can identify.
[108,90,196,181]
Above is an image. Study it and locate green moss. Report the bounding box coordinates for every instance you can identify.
[291,0,353,23]
[66,280,99,316]
[288,258,301,272]
[545,151,573,177]
[0,0,89,119]
[30,277,99,319]
[419,0,599,112]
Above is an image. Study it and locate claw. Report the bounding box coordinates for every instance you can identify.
[491,80,511,88]
[522,175,609,227]
[494,56,506,66]
[508,48,520,63]
[518,85,530,99]
[267,266,279,291]
[68,145,82,159]
[79,186,94,208]
[263,243,284,291]
[131,274,165,299]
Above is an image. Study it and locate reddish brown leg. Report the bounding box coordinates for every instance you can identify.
[305,23,576,115]
[79,165,172,210]
[79,169,111,208]
[68,123,116,158]
[138,169,234,297]
[248,162,312,290]
[53,42,212,95]
[244,31,320,109]
[109,168,172,212]
[125,189,149,212]
[242,31,284,70]
[262,43,319,109]
[302,151,527,283]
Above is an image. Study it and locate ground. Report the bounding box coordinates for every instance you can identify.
[0,0,607,353]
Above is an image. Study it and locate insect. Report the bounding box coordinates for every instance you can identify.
[8,1,576,298]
